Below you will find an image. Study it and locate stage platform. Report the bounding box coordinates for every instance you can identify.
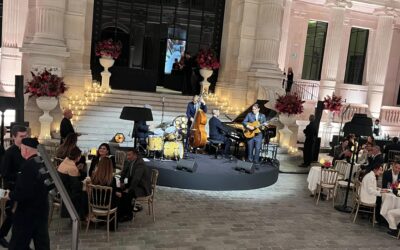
[146,153,279,191]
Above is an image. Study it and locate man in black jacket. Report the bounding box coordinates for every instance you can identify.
[60,109,75,144]
[209,109,231,157]
[383,137,400,163]
[0,125,27,248]
[6,138,50,250]
[118,149,151,222]
[364,145,384,173]
[382,161,400,189]
[301,115,317,167]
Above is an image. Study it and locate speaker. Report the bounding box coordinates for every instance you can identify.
[235,161,255,174]
[176,159,197,172]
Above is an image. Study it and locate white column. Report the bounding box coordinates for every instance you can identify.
[367,7,397,118]
[319,0,352,100]
[0,0,28,92]
[278,0,292,71]
[248,0,285,106]
[287,10,308,80]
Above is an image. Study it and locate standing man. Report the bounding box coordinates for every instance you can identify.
[243,104,267,164]
[60,109,75,144]
[185,95,207,150]
[209,109,231,157]
[118,149,151,222]
[301,114,317,167]
[0,125,28,248]
[372,119,381,137]
[6,138,50,250]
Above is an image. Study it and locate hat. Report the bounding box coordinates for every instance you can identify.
[21,138,39,149]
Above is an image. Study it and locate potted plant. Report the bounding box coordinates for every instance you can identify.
[26,69,68,139]
[95,39,122,89]
[275,93,305,123]
[196,49,220,94]
[323,93,342,123]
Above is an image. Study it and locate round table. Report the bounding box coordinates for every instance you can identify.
[380,192,400,225]
[307,166,321,194]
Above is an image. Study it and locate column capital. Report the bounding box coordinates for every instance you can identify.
[325,0,352,9]
[374,7,399,17]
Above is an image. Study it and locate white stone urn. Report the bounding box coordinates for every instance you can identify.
[278,113,297,151]
[99,56,115,89]
[36,96,58,140]
[199,68,213,95]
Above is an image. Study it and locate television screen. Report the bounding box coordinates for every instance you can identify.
[164,39,186,74]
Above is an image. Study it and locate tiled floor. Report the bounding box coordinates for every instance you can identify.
[46,173,400,250]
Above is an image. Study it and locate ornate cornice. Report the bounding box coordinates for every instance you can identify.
[325,0,352,8]
[374,6,399,17]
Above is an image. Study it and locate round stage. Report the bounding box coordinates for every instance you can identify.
[146,153,279,191]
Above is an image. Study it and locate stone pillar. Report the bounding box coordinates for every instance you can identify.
[319,0,352,100]
[0,0,28,92]
[278,0,292,71]
[367,7,397,118]
[247,0,285,106]
[287,10,308,80]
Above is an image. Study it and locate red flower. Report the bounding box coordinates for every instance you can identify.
[25,70,67,97]
[275,93,305,115]
[323,93,342,112]
[196,49,220,70]
[323,161,332,168]
[95,39,122,59]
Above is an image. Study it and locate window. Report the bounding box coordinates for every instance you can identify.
[344,28,369,85]
[301,20,328,81]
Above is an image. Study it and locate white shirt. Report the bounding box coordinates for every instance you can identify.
[392,171,399,185]
[360,171,381,204]
[255,113,259,121]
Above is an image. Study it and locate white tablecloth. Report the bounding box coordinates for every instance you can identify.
[307,166,321,194]
[380,192,400,223]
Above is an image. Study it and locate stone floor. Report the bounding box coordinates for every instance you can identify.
[46,173,400,250]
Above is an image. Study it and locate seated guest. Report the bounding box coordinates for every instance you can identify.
[333,139,352,164]
[382,161,400,189]
[57,147,86,219]
[360,165,387,205]
[362,145,384,173]
[88,143,116,177]
[90,157,121,230]
[118,149,151,222]
[384,137,400,163]
[56,133,87,176]
[358,142,373,164]
[362,136,375,149]
[209,109,231,157]
[386,208,400,237]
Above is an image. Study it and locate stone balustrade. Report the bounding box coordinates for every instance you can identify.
[380,106,400,126]
[291,80,319,101]
[332,103,369,122]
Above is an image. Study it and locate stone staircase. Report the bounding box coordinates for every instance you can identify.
[74,88,237,150]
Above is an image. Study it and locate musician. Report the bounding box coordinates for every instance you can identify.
[133,104,153,148]
[185,95,207,150]
[243,104,267,164]
[209,109,231,157]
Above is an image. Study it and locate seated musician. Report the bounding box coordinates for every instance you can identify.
[133,104,154,149]
[209,109,231,157]
[242,104,267,164]
[185,95,207,150]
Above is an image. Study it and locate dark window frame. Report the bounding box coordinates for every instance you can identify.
[344,27,369,85]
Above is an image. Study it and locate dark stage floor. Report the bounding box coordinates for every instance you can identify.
[146,153,279,191]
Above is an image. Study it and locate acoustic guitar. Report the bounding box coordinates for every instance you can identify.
[243,121,266,139]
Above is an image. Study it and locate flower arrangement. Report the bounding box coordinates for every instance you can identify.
[95,39,122,59]
[25,70,67,97]
[275,93,305,116]
[323,93,342,112]
[322,161,332,168]
[196,49,220,70]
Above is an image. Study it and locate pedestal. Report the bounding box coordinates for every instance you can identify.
[199,69,213,95]
[322,111,334,147]
[99,57,115,90]
[36,96,58,140]
[279,114,296,153]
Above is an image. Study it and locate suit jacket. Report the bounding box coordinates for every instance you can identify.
[384,142,400,162]
[60,117,75,140]
[242,112,267,128]
[120,158,151,198]
[133,120,149,138]
[186,102,207,120]
[365,153,384,173]
[209,116,227,141]
[382,169,400,189]
[303,121,317,143]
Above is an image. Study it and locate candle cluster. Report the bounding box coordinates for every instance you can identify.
[203,93,245,116]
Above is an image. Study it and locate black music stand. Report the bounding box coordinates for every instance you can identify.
[120,106,153,149]
[335,113,372,213]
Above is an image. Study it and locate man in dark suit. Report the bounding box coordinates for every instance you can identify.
[382,161,400,189]
[185,95,207,150]
[243,104,267,164]
[209,109,231,157]
[301,114,318,167]
[118,149,151,222]
[384,137,400,163]
[364,145,384,173]
[133,120,152,148]
[60,109,75,144]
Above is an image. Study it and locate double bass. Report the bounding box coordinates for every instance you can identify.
[189,95,207,148]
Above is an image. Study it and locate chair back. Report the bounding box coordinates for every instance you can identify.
[115,150,126,170]
[388,150,400,163]
[320,169,339,185]
[87,184,113,211]
[334,160,349,178]
[150,169,159,196]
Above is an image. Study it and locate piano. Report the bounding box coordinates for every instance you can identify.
[222,100,278,154]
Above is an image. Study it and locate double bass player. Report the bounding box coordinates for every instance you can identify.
[185,95,207,151]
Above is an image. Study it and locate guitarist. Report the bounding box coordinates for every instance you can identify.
[209,109,231,157]
[243,104,267,164]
